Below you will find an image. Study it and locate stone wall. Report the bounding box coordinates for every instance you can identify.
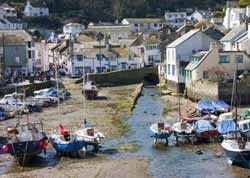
[186,75,250,105]
[186,80,219,101]
[76,67,159,86]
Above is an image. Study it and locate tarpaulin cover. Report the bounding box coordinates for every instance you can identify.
[197,99,230,114]
[197,99,215,113]
[217,119,238,134]
[241,110,250,120]
[211,100,230,111]
[194,120,215,133]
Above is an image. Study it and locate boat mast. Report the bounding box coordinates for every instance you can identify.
[54,48,61,123]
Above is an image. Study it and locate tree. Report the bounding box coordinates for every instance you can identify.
[239,0,250,7]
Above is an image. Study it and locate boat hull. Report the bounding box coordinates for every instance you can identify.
[197,129,218,139]
[6,140,45,164]
[150,130,172,139]
[224,148,250,163]
[82,90,98,100]
[49,137,85,153]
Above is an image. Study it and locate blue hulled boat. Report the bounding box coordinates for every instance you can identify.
[150,122,172,144]
[49,124,85,156]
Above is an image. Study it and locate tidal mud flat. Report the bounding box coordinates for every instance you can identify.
[0,82,149,178]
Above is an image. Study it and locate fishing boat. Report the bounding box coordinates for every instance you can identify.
[75,122,105,152]
[221,63,250,165]
[50,124,85,156]
[194,120,218,141]
[217,118,239,139]
[2,122,48,165]
[150,122,172,144]
[49,54,85,157]
[82,80,99,100]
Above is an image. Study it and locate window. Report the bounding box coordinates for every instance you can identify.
[235,55,243,63]
[172,65,175,75]
[167,64,170,74]
[219,55,230,64]
[203,71,209,79]
[76,55,83,61]
[154,24,158,27]
[172,50,175,60]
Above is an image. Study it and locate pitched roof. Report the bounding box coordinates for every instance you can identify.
[124,18,164,24]
[167,29,200,48]
[145,36,160,45]
[185,51,210,71]
[203,27,224,41]
[220,24,246,42]
[0,30,32,41]
[76,34,96,43]
[0,35,25,46]
[111,48,128,58]
[75,48,113,57]
[234,31,248,42]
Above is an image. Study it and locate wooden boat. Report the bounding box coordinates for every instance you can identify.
[50,124,85,156]
[2,122,48,165]
[150,122,172,144]
[180,116,195,124]
[194,120,218,141]
[82,81,99,100]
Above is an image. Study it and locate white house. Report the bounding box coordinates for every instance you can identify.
[164,12,187,27]
[130,33,161,67]
[63,23,85,38]
[67,46,141,77]
[223,7,246,30]
[87,22,130,43]
[24,1,49,17]
[165,29,217,91]
[188,10,209,22]
[121,18,164,32]
[220,24,247,51]
[0,3,17,18]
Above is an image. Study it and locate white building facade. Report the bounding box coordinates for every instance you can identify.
[63,23,85,38]
[164,12,187,27]
[165,29,217,91]
[122,18,164,32]
[24,1,49,17]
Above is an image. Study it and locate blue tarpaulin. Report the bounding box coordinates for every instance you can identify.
[197,99,216,114]
[197,99,230,115]
[211,100,230,111]
[217,119,238,134]
[194,120,215,133]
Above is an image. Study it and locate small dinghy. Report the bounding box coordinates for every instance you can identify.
[2,122,48,165]
[150,122,172,144]
[194,120,218,141]
[50,124,85,156]
[172,121,196,144]
[75,122,105,152]
[82,81,99,100]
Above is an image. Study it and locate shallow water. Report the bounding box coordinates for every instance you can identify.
[105,87,250,178]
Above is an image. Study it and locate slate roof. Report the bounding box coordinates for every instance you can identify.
[167,29,200,48]
[203,27,225,41]
[220,24,246,42]
[185,51,210,71]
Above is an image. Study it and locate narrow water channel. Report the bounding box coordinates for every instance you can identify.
[106,87,250,178]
